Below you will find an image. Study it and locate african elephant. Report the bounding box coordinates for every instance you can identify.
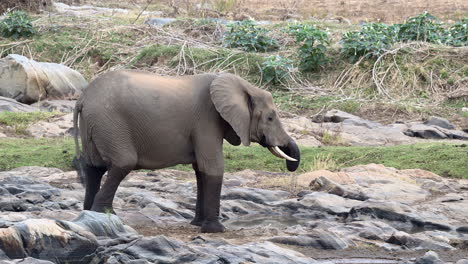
[73,70,300,233]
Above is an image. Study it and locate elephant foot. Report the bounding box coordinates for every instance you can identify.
[190,218,203,227]
[201,220,226,233]
[91,204,116,215]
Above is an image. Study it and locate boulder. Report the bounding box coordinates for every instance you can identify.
[320,109,361,123]
[0,54,87,104]
[0,218,98,262]
[394,122,468,140]
[0,96,38,112]
[414,251,444,264]
[424,116,456,130]
[0,211,138,263]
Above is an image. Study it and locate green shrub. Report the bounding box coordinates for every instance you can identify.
[286,24,329,72]
[341,23,398,61]
[0,10,36,38]
[397,12,445,44]
[445,18,467,47]
[261,55,294,85]
[223,20,279,52]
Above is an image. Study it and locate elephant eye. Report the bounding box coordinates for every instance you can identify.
[268,117,273,121]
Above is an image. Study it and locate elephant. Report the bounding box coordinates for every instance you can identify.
[73,70,300,233]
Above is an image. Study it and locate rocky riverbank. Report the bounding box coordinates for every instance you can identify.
[1,165,467,263]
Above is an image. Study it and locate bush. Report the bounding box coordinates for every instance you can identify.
[340,13,467,61]
[445,18,467,47]
[286,24,329,72]
[341,23,398,61]
[223,20,279,52]
[261,55,294,85]
[397,12,445,44]
[0,10,36,38]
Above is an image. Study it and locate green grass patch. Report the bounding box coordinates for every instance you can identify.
[0,111,59,135]
[0,138,466,178]
[0,138,75,170]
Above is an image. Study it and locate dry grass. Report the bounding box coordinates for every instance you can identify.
[73,0,467,23]
[334,42,468,104]
[308,153,337,171]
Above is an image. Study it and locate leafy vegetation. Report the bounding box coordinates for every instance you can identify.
[261,55,293,85]
[341,23,399,61]
[445,18,468,46]
[396,12,445,43]
[341,13,467,61]
[223,20,279,52]
[0,138,466,178]
[286,24,330,71]
[0,10,36,38]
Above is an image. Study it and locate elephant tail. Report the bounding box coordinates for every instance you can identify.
[73,98,83,159]
[73,98,86,185]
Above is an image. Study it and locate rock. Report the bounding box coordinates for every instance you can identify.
[72,211,137,238]
[0,96,38,112]
[342,118,382,129]
[269,230,348,249]
[349,200,452,233]
[403,123,448,139]
[296,170,354,186]
[310,176,369,201]
[424,116,455,130]
[397,122,468,140]
[387,231,455,251]
[0,258,55,263]
[26,113,73,137]
[279,192,362,215]
[456,226,468,233]
[415,251,444,264]
[0,211,140,263]
[145,18,177,26]
[1,165,468,262]
[0,218,98,262]
[321,109,362,123]
[0,54,87,104]
[456,260,468,264]
[31,100,76,113]
[222,187,290,204]
[342,164,430,203]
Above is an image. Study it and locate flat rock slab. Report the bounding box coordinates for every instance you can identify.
[281,110,468,147]
[0,96,38,112]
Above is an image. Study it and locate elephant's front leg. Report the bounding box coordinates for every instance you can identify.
[199,172,225,233]
[193,139,225,232]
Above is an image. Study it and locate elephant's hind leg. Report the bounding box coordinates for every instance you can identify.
[190,163,204,226]
[83,165,106,210]
[91,165,133,214]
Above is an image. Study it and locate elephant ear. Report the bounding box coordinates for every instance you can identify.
[210,74,251,146]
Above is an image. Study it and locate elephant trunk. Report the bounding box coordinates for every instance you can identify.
[279,139,300,172]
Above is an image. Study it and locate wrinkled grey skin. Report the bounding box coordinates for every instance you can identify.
[73,70,300,233]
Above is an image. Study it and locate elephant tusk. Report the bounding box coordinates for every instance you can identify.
[273,146,297,162]
[268,147,283,159]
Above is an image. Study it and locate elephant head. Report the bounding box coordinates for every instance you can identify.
[210,73,300,171]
